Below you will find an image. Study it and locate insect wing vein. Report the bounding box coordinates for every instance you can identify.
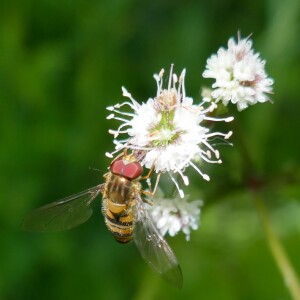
[133,196,183,288]
[22,184,103,232]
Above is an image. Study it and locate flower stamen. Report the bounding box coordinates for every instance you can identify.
[107,65,233,196]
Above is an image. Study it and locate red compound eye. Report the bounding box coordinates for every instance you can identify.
[123,161,143,179]
[110,158,124,176]
[110,157,143,179]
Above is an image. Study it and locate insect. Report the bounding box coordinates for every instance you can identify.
[22,152,182,288]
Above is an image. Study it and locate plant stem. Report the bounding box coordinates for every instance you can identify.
[255,194,300,300]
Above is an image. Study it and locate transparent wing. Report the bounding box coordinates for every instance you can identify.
[133,195,183,289]
[22,185,103,232]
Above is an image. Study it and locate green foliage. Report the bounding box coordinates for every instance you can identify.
[1,0,300,299]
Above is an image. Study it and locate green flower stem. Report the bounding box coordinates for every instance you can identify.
[233,116,300,299]
[255,194,300,300]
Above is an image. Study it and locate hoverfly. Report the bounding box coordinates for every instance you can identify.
[22,152,182,288]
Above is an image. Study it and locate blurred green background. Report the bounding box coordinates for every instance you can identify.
[1,0,300,299]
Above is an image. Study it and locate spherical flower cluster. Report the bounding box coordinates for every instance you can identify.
[147,189,203,241]
[106,66,233,197]
[203,35,274,111]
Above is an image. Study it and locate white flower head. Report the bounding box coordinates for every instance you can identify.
[148,189,203,241]
[203,34,274,111]
[106,65,233,197]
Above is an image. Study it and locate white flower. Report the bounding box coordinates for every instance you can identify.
[148,189,203,241]
[203,34,274,111]
[106,66,233,197]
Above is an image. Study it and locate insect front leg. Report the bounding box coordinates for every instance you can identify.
[140,159,162,204]
[142,172,161,196]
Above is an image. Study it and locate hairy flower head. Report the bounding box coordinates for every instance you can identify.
[106,66,233,197]
[148,189,203,241]
[203,34,274,111]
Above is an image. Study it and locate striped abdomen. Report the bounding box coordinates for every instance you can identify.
[102,174,134,243]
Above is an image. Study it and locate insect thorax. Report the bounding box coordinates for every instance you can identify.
[103,172,141,204]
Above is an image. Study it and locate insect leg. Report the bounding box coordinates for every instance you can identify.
[141,172,161,205]
[141,161,155,180]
